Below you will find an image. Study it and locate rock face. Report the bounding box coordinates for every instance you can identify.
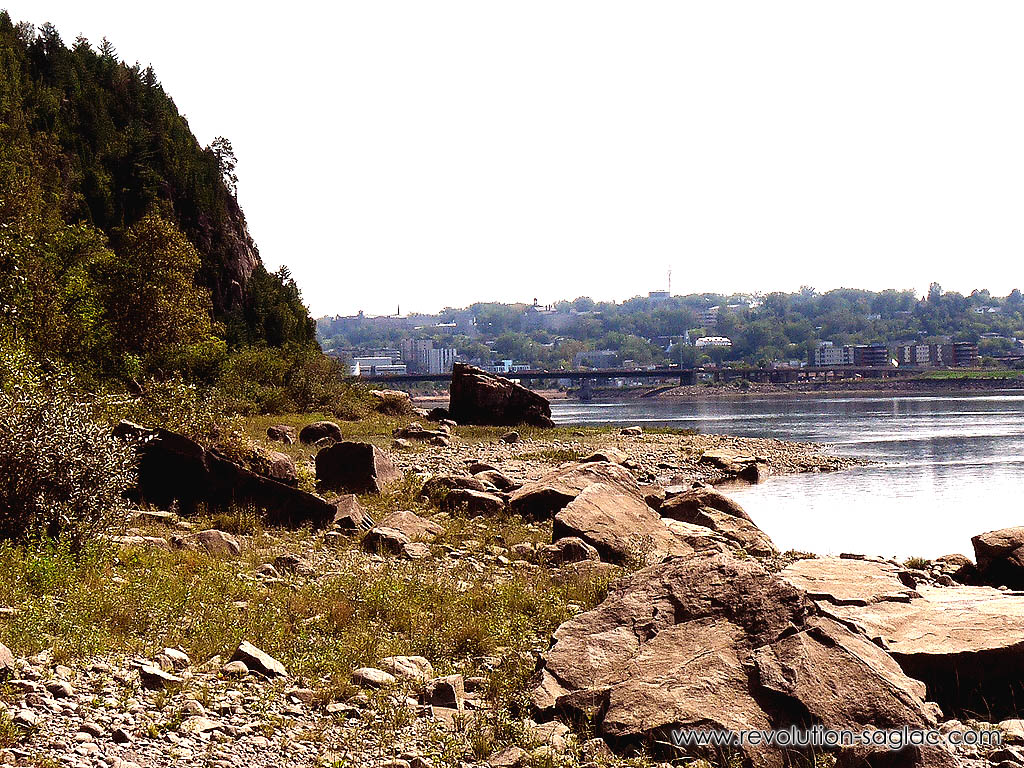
[532,554,947,767]
[315,442,403,494]
[552,484,724,565]
[113,422,335,527]
[448,363,554,428]
[783,557,1024,718]
[509,461,643,520]
[972,526,1024,588]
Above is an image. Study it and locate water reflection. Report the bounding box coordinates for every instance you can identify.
[550,393,1024,558]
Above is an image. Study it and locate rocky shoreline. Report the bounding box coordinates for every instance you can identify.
[3,367,1022,768]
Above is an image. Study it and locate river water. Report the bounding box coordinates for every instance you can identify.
[550,393,1024,559]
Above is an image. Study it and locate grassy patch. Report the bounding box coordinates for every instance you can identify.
[0,535,613,696]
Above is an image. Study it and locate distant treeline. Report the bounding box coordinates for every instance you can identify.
[319,284,1024,368]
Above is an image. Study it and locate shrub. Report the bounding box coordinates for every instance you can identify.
[0,363,136,546]
[95,377,237,446]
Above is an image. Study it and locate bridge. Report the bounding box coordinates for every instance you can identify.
[365,365,934,385]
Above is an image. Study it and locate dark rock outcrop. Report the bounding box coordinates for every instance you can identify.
[315,442,403,494]
[448,363,554,428]
[113,422,335,527]
[532,553,948,767]
[972,526,1024,588]
[299,421,343,445]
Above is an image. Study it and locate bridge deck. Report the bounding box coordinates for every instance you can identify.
[363,366,932,383]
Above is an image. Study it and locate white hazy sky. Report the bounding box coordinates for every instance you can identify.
[6,1,1024,316]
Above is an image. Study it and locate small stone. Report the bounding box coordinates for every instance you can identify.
[138,664,183,690]
[230,641,287,678]
[351,667,396,689]
[221,661,249,678]
[499,431,520,444]
[44,679,73,698]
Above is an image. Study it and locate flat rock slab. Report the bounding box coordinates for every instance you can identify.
[785,556,1024,718]
[532,553,945,767]
[781,557,918,606]
[509,461,642,520]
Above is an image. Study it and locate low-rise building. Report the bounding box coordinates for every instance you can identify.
[695,336,732,348]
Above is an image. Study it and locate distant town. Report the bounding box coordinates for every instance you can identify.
[316,284,1024,377]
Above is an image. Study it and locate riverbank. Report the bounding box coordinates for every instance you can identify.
[409,374,1024,408]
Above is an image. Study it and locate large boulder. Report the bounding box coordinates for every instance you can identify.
[298,421,343,444]
[315,442,403,494]
[972,526,1024,588]
[660,495,776,557]
[783,556,1024,719]
[660,486,753,522]
[113,422,335,527]
[440,488,505,516]
[552,483,725,565]
[509,461,642,520]
[448,363,554,428]
[532,553,948,767]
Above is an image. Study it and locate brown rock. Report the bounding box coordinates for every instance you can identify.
[113,423,336,527]
[817,582,1024,718]
[379,656,435,682]
[363,526,411,555]
[473,469,517,491]
[180,529,241,556]
[231,641,287,678]
[533,553,945,766]
[298,421,343,444]
[440,489,506,516]
[973,527,1024,588]
[536,537,600,565]
[659,486,753,522]
[580,448,627,465]
[660,503,777,557]
[378,510,443,542]
[425,674,466,710]
[421,475,487,498]
[780,557,919,606]
[333,494,374,531]
[552,483,724,565]
[449,363,553,428]
[509,461,643,520]
[266,425,296,444]
[315,441,403,494]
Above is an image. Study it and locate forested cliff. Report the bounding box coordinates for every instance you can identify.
[0,12,315,382]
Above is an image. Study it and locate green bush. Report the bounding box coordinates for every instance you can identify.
[0,361,136,546]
